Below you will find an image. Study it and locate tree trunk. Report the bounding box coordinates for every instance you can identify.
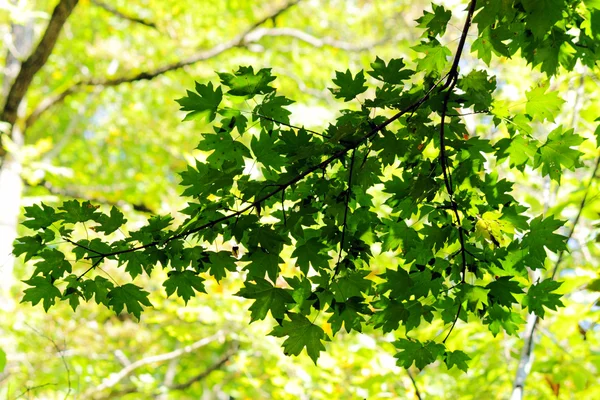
[0,19,33,309]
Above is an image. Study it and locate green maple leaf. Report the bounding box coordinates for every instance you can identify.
[255,93,294,131]
[218,66,276,97]
[236,277,294,321]
[521,215,567,268]
[525,85,564,122]
[243,249,282,282]
[59,200,102,224]
[534,126,584,183]
[33,248,72,279]
[457,284,489,312]
[496,135,538,169]
[251,131,288,173]
[13,235,44,261]
[444,350,471,372]
[332,270,372,302]
[292,238,330,275]
[413,40,451,74]
[179,160,234,199]
[163,270,206,304]
[196,130,251,170]
[269,313,329,364]
[416,4,452,37]
[95,206,127,235]
[22,203,60,230]
[206,251,237,282]
[484,304,524,336]
[107,283,152,320]
[21,276,62,311]
[486,277,523,307]
[327,297,371,334]
[175,81,222,122]
[119,251,148,279]
[82,276,114,306]
[378,268,412,301]
[371,299,409,332]
[458,69,496,111]
[393,339,445,370]
[367,57,412,84]
[523,280,564,317]
[329,69,368,101]
[522,0,565,39]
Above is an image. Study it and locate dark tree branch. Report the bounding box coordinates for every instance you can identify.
[28,178,155,213]
[436,0,477,343]
[25,0,303,129]
[333,148,356,277]
[168,343,238,391]
[91,0,158,30]
[25,1,401,130]
[1,0,78,128]
[80,78,446,272]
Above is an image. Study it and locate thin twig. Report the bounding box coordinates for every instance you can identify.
[436,0,478,342]
[78,76,447,278]
[333,148,356,277]
[406,368,423,400]
[24,323,72,399]
[91,0,158,30]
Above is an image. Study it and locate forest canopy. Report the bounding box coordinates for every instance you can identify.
[3,0,600,398]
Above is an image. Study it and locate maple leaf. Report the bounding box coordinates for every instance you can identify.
[522,0,565,39]
[196,130,251,170]
[163,270,206,304]
[521,215,567,268]
[413,40,451,74]
[243,248,282,282]
[444,350,471,372]
[206,251,238,282]
[95,206,127,235]
[523,280,564,317]
[416,4,451,37]
[269,313,329,364]
[237,278,294,321]
[21,276,62,311]
[13,235,44,262]
[329,69,367,101]
[484,304,524,336]
[255,93,294,131]
[33,248,72,279]
[496,135,538,169]
[367,57,412,84]
[525,85,564,122]
[534,126,584,183]
[486,277,523,307]
[393,339,445,370]
[217,66,276,97]
[107,284,152,320]
[22,203,60,230]
[175,81,222,122]
[292,238,330,275]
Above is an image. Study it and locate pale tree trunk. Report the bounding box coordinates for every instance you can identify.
[0,0,79,308]
[0,21,33,309]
